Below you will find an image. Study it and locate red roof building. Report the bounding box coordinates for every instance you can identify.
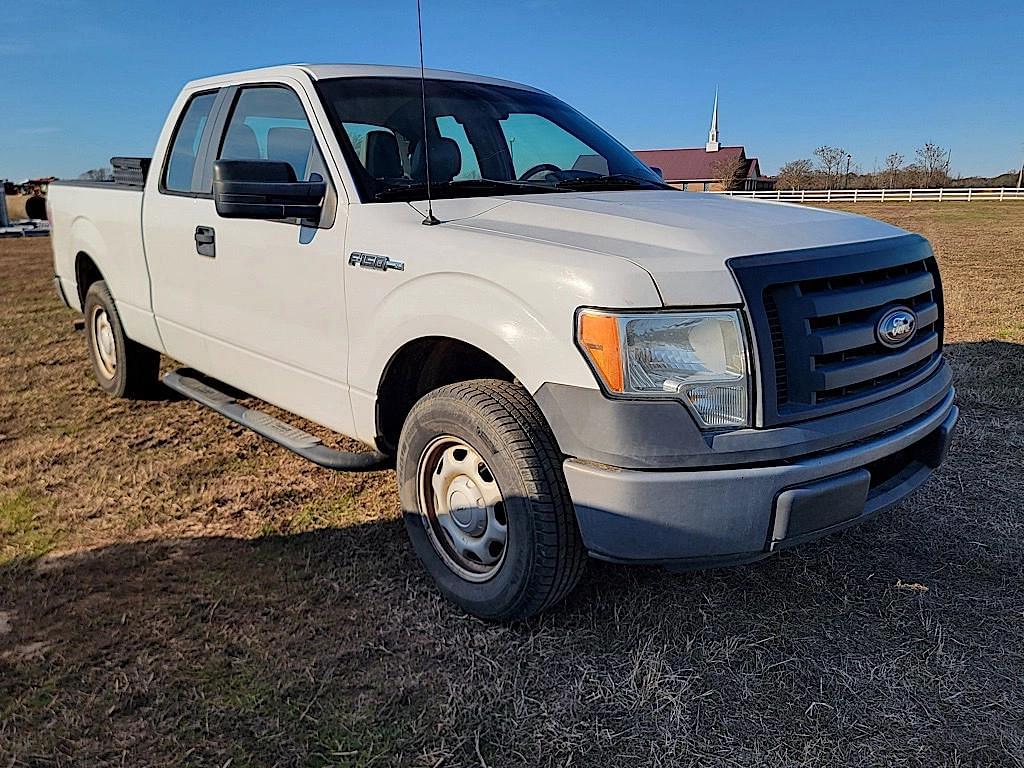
[633,92,772,192]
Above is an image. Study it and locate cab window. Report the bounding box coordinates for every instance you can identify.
[163,91,218,193]
[219,86,322,181]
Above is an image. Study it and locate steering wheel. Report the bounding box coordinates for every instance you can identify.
[518,163,563,182]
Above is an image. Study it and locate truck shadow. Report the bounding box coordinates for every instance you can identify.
[2,339,1022,765]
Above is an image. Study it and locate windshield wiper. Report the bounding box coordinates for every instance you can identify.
[554,174,671,191]
[374,178,557,201]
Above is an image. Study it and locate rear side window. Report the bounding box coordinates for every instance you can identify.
[163,91,218,193]
[218,86,320,180]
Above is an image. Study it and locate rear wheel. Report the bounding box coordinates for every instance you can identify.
[397,379,586,622]
[83,280,159,398]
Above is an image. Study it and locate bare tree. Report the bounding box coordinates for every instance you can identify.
[913,143,950,187]
[813,146,848,188]
[79,167,113,181]
[775,159,817,190]
[711,154,747,191]
[884,152,904,189]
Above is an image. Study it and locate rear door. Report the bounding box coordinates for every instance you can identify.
[194,81,355,435]
[143,88,225,370]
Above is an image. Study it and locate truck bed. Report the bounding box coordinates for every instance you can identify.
[48,180,149,321]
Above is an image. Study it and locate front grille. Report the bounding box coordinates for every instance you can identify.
[730,235,944,426]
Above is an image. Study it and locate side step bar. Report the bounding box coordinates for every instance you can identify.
[162,369,390,472]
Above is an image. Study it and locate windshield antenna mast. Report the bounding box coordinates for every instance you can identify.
[417,0,441,225]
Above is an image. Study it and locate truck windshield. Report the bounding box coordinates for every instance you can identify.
[316,76,669,202]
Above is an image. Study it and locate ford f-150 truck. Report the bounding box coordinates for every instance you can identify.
[49,64,957,621]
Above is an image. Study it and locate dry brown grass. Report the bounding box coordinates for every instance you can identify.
[1,203,1023,766]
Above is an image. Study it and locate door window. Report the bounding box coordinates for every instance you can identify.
[219,86,321,181]
[163,91,218,193]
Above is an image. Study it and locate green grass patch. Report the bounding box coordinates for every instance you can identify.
[259,491,359,536]
[993,323,1024,342]
[195,656,279,712]
[0,490,58,565]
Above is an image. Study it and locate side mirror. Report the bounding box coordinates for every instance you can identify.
[650,166,664,180]
[213,160,325,221]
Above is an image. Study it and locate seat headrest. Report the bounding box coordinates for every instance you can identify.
[365,130,403,180]
[571,153,610,175]
[411,137,461,185]
[221,122,260,160]
[267,126,313,179]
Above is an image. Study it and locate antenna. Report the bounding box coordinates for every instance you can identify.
[417,0,440,225]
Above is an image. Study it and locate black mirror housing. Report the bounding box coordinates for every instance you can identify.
[213,160,325,220]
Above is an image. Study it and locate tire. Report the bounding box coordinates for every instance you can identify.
[25,195,47,221]
[83,280,159,398]
[397,379,586,622]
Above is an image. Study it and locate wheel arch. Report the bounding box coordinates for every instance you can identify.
[75,251,105,308]
[62,214,111,312]
[348,269,605,447]
[375,336,516,452]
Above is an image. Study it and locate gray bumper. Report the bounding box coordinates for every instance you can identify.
[563,393,957,566]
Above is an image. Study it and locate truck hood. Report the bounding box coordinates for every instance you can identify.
[444,190,907,305]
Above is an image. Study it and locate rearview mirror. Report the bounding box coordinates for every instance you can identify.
[213,160,325,221]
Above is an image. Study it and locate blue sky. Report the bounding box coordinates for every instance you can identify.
[2,0,1022,180]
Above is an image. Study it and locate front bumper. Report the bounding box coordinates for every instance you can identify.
[562,391,957,566]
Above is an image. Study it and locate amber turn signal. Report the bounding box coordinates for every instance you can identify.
[577,311,624,393]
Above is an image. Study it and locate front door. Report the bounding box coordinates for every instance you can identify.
[194,82,355,436]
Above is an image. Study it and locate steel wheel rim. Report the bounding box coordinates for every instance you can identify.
[90,306,117,379]
[416,435,508,582]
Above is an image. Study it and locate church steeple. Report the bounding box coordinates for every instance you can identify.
[705,88,720,153]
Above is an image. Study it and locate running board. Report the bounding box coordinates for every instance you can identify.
[162,369,389,472]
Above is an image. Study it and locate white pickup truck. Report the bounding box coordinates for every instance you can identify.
[49,64,957,621]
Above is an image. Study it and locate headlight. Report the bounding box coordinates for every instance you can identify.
[576,309,751,429]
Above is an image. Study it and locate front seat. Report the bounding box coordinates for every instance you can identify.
[364,130,403,180]
[411,137,461,184]
[220,122,261,161]
[267,126,314,179]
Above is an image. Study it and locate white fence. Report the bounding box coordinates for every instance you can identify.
[711,187,1024,203]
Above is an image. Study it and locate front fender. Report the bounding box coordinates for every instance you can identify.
[343,202,664,443]
[350,270,596,398]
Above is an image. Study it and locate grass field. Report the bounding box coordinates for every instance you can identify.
[2,202,1023,767]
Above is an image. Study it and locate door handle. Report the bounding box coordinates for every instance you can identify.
[194,226,216,257]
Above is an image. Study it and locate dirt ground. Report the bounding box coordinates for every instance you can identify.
[2,202,1023,767]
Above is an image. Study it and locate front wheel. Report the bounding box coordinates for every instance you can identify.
[397,380,586,622]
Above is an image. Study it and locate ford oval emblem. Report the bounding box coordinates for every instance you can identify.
[877,306,917,348]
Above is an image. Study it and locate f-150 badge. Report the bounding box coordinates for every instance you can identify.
[348,252,405,272]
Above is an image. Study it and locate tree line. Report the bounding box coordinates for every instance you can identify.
[776,143,956,190]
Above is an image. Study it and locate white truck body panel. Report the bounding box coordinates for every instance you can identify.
[188,63,547,94]
[342,197,663,443]
[445,190,907,306]
[143,73,360,435]
[48,185,165,351]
